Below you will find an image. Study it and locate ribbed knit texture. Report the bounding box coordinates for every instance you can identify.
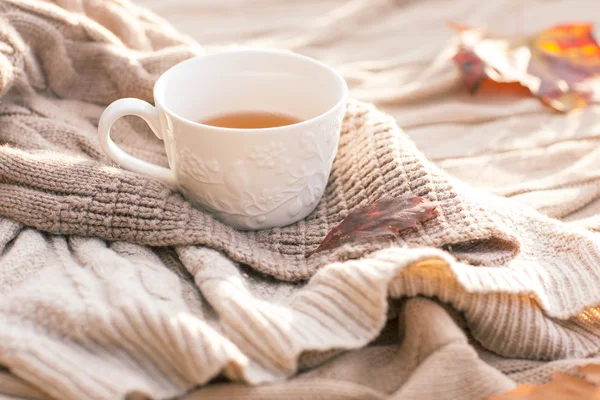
[2,1,600,400]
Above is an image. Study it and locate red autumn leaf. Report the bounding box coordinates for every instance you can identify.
[451,23,600,112]
[309,194,438,255]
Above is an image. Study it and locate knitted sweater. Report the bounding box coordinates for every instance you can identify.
[1,1,600,399]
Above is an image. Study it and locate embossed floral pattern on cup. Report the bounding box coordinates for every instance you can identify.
[250,141,292,174]
[174,111,343,229]
[178,148,222,184]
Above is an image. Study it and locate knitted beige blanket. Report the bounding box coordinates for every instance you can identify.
[2,1,600,399]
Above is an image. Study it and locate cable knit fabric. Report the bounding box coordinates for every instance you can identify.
[2,1,600,400]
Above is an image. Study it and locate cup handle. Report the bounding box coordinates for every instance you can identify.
[98,98,177,187]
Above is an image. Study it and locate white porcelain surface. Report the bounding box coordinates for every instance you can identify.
[98,49,347,230]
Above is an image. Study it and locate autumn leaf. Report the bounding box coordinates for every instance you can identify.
[309,194,438,255]
[451,23,600,112]
[491,364,600,400]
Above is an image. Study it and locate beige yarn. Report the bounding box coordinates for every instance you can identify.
[1,1,600,399]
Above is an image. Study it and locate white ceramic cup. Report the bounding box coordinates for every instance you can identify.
[98,49,347,230]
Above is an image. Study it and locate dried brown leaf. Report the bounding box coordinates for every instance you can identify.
[309,194,437,255]
[452,23,600,112]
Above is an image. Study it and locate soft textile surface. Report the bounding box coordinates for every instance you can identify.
[2,0,600,399]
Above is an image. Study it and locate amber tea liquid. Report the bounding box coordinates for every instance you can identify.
[200,111,301,129]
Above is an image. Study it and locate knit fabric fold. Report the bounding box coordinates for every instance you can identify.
[1,1,600,400]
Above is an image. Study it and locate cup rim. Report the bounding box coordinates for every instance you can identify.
[153,48,348,132]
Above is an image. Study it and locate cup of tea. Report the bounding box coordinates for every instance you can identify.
[98,49,347,230]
